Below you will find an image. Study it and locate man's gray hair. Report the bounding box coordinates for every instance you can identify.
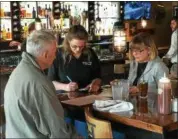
[26,30,56,57]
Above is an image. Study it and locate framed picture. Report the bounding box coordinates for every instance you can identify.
[173,6,178,17]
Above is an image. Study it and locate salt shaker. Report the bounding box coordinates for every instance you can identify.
[172,98,178,112]
[158,73,172,114]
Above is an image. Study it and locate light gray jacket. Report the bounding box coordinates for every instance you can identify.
[128,56,169,106]
[4,52,78,138]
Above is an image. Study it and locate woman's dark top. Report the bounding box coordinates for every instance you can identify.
[133,62,148,86]
[48,47,101,89]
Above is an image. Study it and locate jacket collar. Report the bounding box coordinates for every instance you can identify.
[22,52,42,71]
[133,58,155,78]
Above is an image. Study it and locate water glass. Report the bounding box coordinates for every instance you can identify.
[119,79,130,100]
[111,79,130,100]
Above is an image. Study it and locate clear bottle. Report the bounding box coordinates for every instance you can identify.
[158,73,172,114]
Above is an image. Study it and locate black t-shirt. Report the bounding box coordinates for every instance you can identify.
[133,62,148,86]
[48,47,101,89]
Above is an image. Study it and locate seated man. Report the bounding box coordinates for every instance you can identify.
[4,30,80,138]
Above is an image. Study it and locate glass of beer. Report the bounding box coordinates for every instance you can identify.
[138,82,148,99]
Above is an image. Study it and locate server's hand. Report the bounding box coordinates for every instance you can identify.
[66,82,78,91]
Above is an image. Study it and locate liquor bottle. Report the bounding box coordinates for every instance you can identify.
[60,2,64,18]
[23,23,28,38]
[32,7,36,18]
[48,5,52,18]
[41,6,45,17]
[37,6,41,17]
[48,5,52,12]
[45,4,48,17]
[1,7,4,17]
[26,4,32,18]
[81,9,87,28]
[60,13,64,29]
[68,4,71,17]
[64,5,68,18]
[2,25,6,40]
[6,28,11,40]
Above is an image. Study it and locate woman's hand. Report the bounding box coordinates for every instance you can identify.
[129,86,139,96]
[67,91,79,99]
[66,82,78,92]
[9,41,21,47]
[88,78,101,92]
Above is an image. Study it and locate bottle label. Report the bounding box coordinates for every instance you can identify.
[158,88,163,95]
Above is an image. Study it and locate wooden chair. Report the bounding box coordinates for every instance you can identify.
[84,106,113,138]
[0,105,5,139]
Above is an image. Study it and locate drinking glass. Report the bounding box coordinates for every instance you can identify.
[111,79,130,100]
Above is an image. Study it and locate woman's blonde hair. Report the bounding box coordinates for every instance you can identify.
[129,32,158,60]
[62,25,91,64]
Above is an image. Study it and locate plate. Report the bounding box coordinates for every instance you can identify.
[93,100,133,113]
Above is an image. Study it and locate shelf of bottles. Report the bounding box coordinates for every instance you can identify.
[0,2,12,41]
[53,2,88,38]
[94,2,119,36]
[20,2,53,39]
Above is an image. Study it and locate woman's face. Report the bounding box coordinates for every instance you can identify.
[131,46,150,63]
[69,39,86,56]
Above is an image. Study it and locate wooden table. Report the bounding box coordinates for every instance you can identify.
[57,91,108,107]
[57,91,178,139]
[93,96,178,139]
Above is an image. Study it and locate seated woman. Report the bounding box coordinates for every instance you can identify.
[48,25,101,93]
[128,33,169,107]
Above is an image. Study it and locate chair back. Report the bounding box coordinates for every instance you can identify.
[84,106,113,138]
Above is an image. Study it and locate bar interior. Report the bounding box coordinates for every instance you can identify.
[0,1,178,139]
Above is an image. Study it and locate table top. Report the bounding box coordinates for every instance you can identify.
[57,90,178,134]
[94,96,178,134]
[57,91,108,107]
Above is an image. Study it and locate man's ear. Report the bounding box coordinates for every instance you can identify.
[42,51,48,59]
